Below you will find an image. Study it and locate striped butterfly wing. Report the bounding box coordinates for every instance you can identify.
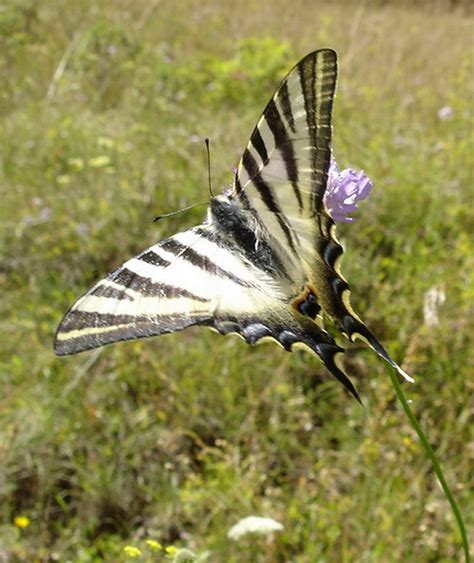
[229,49,340,330]
[54,226,215,355]
[233,49,336,240]
[229,48,412,384]
[55,223,295,356]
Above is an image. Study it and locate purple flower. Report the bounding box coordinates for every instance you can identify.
[325,158,373,223]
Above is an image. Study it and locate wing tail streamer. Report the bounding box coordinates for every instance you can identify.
[342,315,414,383]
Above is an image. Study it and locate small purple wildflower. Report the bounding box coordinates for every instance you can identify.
[325,158,373,223]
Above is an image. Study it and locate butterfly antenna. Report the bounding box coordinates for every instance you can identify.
[205,137,214,198]
[153,201,207,223]
[154,138,213,223]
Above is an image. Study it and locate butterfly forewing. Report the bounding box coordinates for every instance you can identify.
[56,226,247,355]
[231,49,337,280]
[234,49,337,213]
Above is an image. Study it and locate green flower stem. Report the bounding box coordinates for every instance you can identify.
[387,366,471,563]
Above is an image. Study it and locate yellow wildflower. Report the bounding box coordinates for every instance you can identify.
[56,174,71,184]
[67,157,84,172]
[165,545,178,556]
[88,155,112,168]
[14,516,30,529]
[97,136,115,149]
[145,539,163,551]
[123,545,142,558]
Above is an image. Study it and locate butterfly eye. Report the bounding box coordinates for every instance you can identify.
[296,290,321,320]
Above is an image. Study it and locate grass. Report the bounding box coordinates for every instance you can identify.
[1,0,473,561]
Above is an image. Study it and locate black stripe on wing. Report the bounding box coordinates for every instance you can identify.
[299,50,337,212]
[263,99,302,209]
[55,311,213,356]
[160,237,251,288]
[112,267,209,302]
[139,250,171,267]
[250,127,269,165]
[241,149,298,253]
[278,80,296,133]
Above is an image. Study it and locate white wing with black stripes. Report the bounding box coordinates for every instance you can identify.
[55,224,281,354]
[55,49,412,402]
[234,49,335,215]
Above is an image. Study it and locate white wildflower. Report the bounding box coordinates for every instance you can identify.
[227,516,284,540]
[423,287,446,327]
[21,207,52,228]
[437,106,453,121]
[76,223,89,236]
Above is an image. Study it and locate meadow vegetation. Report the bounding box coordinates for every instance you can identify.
[0,0,472,560]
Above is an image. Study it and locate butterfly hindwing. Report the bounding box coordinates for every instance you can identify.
[210,309,361,403]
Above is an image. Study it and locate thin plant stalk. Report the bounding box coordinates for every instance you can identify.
[387,366,471,563]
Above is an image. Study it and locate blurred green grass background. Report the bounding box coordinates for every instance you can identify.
[1,0,473,561]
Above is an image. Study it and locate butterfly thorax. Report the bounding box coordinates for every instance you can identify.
[208,195,300,286]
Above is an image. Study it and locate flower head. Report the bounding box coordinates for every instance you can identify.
[227,515,284,540]
[123,545,142,558]
[325,158,373,223]
[423,286,446,327]
[14,516,30,529]
[437,105,453,121]
[145,539,163,551]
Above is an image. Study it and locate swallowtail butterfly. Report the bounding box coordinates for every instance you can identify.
[55,49,412,401]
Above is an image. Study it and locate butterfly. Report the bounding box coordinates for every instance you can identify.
[54,49,412,402]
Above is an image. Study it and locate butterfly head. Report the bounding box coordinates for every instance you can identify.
[207,193,243,230]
